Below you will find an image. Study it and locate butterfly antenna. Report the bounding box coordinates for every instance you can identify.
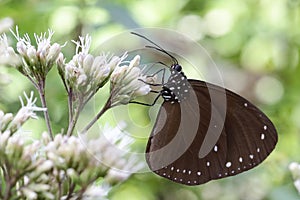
[131,32,178,64]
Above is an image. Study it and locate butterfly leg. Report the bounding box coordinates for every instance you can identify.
[131,67,166,106]
[139,67,166,86]
[130,91,161,106]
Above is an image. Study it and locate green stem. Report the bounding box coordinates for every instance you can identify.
[66,105,81,137]
[66,182,76,200]
[38,79,54,140]
[68,89,73,125]
[3,181,12,200]
[80,95,112,134]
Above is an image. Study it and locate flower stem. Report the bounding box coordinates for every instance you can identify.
[3,182,12,200]
[80,95,112,134]
[38,79,54,140]
[66,104,81,137]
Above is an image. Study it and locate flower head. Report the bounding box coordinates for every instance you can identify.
[80,123,144,185]
[10,27,63,84]
[57,35,126,111]
[9,91,46,133]
[110,55,151,106]
[64,35,123,90]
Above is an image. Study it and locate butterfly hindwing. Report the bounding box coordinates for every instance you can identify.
[146,79,277,185]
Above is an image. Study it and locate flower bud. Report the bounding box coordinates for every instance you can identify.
[46,43,61,63]
[26,46,37,65]
[83,54,94,75]
[16,41,27,57]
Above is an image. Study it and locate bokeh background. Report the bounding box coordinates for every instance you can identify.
[0,0,299,199]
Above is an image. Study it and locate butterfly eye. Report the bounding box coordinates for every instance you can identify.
[171,64,182,72]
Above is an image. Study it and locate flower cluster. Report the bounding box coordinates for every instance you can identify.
[0,26,153,199]
[110,55,151,106]
[11,28,62,86]
[57,35,125,108]
[1,113,141,199]
[80,123,144,185]
[289,162,300,194]
[57,35,152,135]
[0,92,51,199]
[0,132,55,199]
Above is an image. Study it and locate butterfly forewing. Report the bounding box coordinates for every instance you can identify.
[146,79,277,185]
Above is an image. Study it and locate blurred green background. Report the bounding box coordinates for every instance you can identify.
[0,0,300,199]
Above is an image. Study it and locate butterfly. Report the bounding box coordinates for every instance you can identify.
[131,32,278,186]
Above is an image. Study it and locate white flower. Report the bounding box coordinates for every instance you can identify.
[0,33,20,66]
[289,162,300,194]
[58,35,126,110]
[10,91,46,132]
[79,123,144,185]
[20,188,37,199]
[60,35,124,91]
[0,110,13,131]
[110,55,151,106]
[11,27,63,79]
[82,184,111,200]
[0,17,13,33]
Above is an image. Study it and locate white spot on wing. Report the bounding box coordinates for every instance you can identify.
[239,157,243,163]
[264,125,267,130]
[226,162,232,168]
[249,154,254,159]
[261,133,265,140]
[214,145,218,152]
[206,162,210,167]
[244,103,248,107]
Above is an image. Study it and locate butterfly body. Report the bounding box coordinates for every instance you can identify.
[161,64,190,103]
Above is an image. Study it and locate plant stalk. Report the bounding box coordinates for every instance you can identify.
[38,79,54,140]
[80,95,112,134]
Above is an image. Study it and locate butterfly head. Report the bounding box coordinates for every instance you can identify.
[171,64,182,72]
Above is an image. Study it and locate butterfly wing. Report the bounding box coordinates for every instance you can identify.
[145,79,277,185]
